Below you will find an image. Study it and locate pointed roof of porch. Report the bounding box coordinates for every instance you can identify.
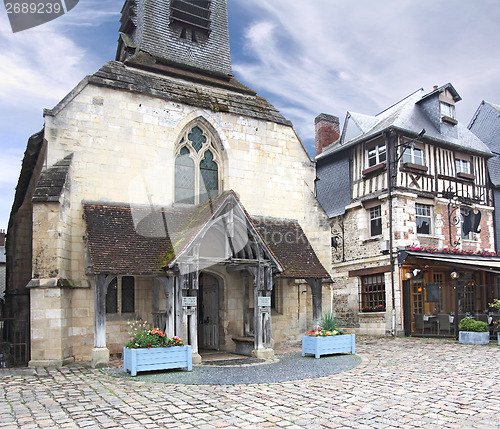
[83,191,329,279]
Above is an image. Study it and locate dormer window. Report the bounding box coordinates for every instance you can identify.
[440,101,458,125]
[440,102,455,119]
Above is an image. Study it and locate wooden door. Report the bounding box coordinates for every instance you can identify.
[199,274,219,350]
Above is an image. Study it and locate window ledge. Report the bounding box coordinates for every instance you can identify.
[359,311,386,315]
[402,162,428,173]
[363,236,382,243]
[362,162,386,176]
[442,115,458,125]
[457,172,475,181]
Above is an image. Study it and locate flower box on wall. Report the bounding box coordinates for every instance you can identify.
[458,331,490,345]
[302,334,355,359]
[123,346,193,376]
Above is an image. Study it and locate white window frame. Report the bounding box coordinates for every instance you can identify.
[402,146,424,166]
[455,159,471,175]
[415,203,432,235]
[369,205,382,237]
[365,142,387,168]
[440,101,455,119]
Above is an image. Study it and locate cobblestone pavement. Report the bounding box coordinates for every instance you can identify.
[1,336,500,428]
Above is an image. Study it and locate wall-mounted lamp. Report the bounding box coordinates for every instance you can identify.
[404,272,413,280]
[412,269,421,277]
[450,271,459,280]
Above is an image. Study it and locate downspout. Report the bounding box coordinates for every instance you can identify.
[386,130,397,336]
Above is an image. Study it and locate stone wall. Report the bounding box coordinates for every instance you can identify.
[329,191,495,336]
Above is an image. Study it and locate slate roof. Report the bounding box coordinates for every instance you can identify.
[84,191,328,279]
[45,61,292,127]
[318,88,492,159]
[32,154,73,203]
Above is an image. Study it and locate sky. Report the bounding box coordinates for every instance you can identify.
[1,0,500,229]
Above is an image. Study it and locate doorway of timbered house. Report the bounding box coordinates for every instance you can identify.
[198,273,220,350]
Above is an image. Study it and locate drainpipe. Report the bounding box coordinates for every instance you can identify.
[386,130,397,336]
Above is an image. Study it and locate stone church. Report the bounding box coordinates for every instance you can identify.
[6,0,331,367]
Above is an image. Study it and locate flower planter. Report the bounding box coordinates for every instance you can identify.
[123,346,192,376]
[498,333,500,346]
[458,331,490,345]
[302,334,355,359]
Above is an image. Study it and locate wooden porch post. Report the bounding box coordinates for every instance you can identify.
[307,278,323,323]
[157,276,175,337]
[92,274,116,368]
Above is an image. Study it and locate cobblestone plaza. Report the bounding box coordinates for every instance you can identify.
[1,337,499,428]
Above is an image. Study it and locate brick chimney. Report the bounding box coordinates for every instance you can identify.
[0,229,5,247]
[315,113,340,156]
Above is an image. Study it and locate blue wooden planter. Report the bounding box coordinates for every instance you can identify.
[458,331,490,345]
[123,345,193,376]
[302,334,355,359]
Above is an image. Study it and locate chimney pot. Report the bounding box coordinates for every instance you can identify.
[315,113,340,156]
[433,85,438,90]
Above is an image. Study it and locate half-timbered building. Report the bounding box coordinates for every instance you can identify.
[316,84,500,337]
[5,0,331,367]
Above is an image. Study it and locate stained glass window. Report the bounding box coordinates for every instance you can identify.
[175,125,220,204]
[200,150,218,203]
[188,126,206,153]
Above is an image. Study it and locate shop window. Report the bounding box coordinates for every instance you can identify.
[360,274,386,311]
[370,205,382,237]
[416,203,432,235]
[106,277,135,314]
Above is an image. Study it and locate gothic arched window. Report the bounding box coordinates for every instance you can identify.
[174,124,222,204]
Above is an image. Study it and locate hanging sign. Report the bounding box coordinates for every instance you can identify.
[258,296,271,307]
[182,296,197,307]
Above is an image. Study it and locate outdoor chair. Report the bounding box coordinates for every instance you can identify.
[437,313,451,335]
[414,313,432,334]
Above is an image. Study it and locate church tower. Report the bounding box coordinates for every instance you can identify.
[116,0,233,79]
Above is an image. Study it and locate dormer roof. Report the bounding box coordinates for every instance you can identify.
[418,82,462,104]
[317,86,491,160]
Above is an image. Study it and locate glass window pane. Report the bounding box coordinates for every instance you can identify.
[121,276,135,313]
[106,278,117,314]
[199,150,218,203]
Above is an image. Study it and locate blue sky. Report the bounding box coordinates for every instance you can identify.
[1,0,500,229]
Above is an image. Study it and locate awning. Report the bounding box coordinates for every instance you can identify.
[400,250,500,274]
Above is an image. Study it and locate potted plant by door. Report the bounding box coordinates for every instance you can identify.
[123,321,192,376]
[488,299,500,345]
[302,312,355,359]
[458,318,490,345]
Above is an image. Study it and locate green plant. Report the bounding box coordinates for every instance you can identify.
[458,318,488,332]
[489,299,500,310]
[125,320,185,349]
[318,311,339,332]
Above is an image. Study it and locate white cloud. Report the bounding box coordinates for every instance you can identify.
[232,0,500,151]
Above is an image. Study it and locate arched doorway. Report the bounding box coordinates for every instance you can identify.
[198,272,220,350]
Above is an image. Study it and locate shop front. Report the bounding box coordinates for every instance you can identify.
[400,250,500,338]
